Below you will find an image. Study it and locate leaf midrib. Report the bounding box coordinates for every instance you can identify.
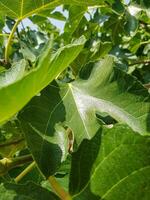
[20,0,24,17]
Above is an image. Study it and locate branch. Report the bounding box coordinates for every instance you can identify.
[0,154,33,176]
[129,60,150,66]
[48,176,72,200]
[0,138,25,148]
[4,19,21,63]
[15,161,36,183]
[0,33,9,37]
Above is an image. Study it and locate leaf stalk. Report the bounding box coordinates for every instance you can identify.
[129,60,150,66]
[48,176,72,200]
[0,154,33,176]
[15,161,36,183]
[5,19,21,63]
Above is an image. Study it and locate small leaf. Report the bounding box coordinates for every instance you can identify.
[124,12,138,35]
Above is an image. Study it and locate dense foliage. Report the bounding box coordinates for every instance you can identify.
[0,0,150,199]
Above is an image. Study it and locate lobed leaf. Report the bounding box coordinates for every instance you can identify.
[20,56,150,146]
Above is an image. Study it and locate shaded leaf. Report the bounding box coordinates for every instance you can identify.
[21,121,68,178]
[0,181,60,200]
[124,12,138,35]
[90,41,112,61]
[0,120,25,157]
[19,83,69,178]
[69,128,102,196]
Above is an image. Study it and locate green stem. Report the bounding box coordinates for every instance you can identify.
[5,19,21,63]
[0,33,9,37]
[48,176,72,200]
[15,161,36,183]
[129,60,150,66]
[10,154,33,167]
[0,154,33,176]
[0,138,25,148]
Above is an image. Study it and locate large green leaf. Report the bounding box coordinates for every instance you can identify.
[70,125,150,199]
[0,0,61,19]
[0,181,60,200]
[64,0,105,6]
[0,120,25,157]
[0,0,105,20]
[0,36,85,124]
[20,56,150,146]
[60,56,150,143]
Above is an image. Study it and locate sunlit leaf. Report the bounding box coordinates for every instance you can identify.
[0,36,86,124]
